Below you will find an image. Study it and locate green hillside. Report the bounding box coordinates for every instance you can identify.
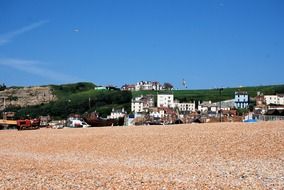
[5,82,131,119]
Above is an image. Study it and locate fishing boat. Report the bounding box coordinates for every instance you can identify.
[83,112,124,127]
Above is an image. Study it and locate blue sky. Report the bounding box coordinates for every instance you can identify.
[0,0,283,89]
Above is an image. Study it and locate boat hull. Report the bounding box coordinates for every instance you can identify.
[83,113,124,127]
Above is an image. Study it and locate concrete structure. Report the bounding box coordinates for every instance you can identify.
[157,94,174,108]
[234,91,249,108]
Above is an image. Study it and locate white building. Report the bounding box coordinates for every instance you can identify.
[175,102,195,112]
[264,94,284,105]
[157,94,174,108]
[131,100,144,113]
[234,91,249,108]
[121,84,135,91]
[131,95,154,113]
[149,109,165,118]
[198,101,218,112]
[279,94,284,105]
[107,108,127,119]
[135,81,163,91]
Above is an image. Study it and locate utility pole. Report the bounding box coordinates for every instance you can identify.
[88,97,91,109]
[217,88,223,122]
[1,96,7,120]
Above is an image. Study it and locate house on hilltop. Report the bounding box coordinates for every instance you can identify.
[121,84,135,91]
[135,81,163,91]
[121,81,174,91]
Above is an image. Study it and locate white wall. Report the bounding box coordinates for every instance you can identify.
[234,92,249,108]
[131,101,144,113]
[265,95,284,105]
[157,94,174,108]
[265,95,278,105]
[176,102,195,111]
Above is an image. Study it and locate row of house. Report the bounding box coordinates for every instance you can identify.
[132,91,251,114]
[131,94,196,113]
[263,94,284,105]
[122,81,173,91]
[254,93,284,116]
[128,91,253,124]
[109,90,284,125]
[255,93,284,107]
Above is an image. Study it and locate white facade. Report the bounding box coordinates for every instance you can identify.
[198,101,212,112]
[108,108,126,119]
[264,95,278,105]
[131,95,154,113]
[175,102,195,112]
[264,95,284,105]
[157,94,174,108]
[149,110,165,118]
[131,101,144,113]
[279,95,284,105]
[234,92,249,108]
[135,81,163,91]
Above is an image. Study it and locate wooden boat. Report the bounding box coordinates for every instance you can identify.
[82,112,124,127]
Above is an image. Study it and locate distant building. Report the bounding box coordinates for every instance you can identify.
[94,86,107,90]
[157,94,174,108]
[279,94,284,105]
[198,99,234,113]
[198,101,218,112]
[131,95,154,113]
[264,94,284,105]
[149,107,177,122]
[256,92,265,106]
[175,101,195,112]
[234,91,249,109]
[108,108,127,119]
[121,84,136,91]
[214,99,235,111]
[95,86,120,91]
[121,81,174,91]
[135,81,163,91]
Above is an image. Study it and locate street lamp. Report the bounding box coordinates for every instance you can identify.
[216,88,223,122]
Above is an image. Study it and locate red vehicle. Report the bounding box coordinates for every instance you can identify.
[16,119,40,130]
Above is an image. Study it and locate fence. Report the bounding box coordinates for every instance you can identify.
[256,115,284,121]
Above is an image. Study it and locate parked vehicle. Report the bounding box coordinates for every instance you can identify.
[66,117,90,128]
[0,119,40,130]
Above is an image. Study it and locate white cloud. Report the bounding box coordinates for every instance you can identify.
[0,58,81,83]
[0,20,49,46]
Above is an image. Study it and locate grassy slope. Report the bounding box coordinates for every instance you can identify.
[6,82,131,119]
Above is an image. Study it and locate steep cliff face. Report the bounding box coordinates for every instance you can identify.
[0,86,56,110]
